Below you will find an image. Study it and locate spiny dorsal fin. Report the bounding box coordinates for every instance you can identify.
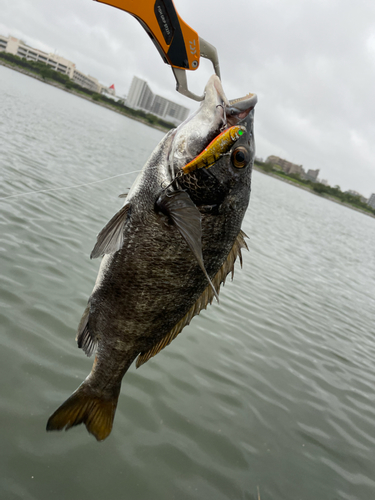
[90,204,130,259]
[136,230,248,368]
[157,190,219,302]
[76,305,98,357]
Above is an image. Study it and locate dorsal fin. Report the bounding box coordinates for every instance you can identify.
[90,204,130,259]
[135,230,248,368]
[157,190,219,302]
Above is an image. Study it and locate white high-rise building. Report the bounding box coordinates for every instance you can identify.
[126,77,153,110]
[367,193,375,209]
[126,76,189,125]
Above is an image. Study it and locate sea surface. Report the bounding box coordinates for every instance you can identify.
[1,65,375,500]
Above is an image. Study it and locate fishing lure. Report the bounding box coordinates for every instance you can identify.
[182,125,245,174]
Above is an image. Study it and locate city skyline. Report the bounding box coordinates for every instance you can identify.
[126,76,189,125]
[0,34,189,126]
[1,0,374,196]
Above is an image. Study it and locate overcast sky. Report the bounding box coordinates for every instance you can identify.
[1,0,375,197]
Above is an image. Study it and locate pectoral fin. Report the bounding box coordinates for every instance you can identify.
[90,204,130,259]
[157,190,219,302]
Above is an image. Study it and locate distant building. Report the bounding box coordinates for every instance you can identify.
[126,76,189,125]
[345,190,367,203]
[69,68,103,94]
[320,179,329,186]
[127,77,153,110]
[266,155,305,176]
[0,34,106,94]
[265,156,325,182]
[70,68,100,92]
[305,169,320,182]
[367,193,375,209]
[0,34,75,76]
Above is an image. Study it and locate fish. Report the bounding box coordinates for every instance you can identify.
[47,75,257,441]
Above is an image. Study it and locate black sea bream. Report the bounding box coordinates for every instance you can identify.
[47,75,257,441]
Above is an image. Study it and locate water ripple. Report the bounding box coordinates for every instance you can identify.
[1,67,375,500]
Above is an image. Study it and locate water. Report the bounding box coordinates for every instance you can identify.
[1,65,375,500]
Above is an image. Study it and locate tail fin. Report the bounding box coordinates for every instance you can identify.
[46,382,120,441]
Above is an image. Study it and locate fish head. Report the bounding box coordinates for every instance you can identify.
[169,75,257,210]
[168,75,229,171]
[126,75,256,217]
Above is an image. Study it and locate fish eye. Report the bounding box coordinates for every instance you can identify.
[231,147,249,168]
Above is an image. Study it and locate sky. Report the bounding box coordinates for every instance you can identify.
[1,0,375,197]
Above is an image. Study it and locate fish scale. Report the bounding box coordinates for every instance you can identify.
[47,75,257,441]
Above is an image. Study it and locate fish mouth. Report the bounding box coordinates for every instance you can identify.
[226,92,258,126]
[203,75,257,131]
[167,76,257,176]
[206,75,257,126]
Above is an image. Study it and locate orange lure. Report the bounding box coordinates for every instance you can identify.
[182,125,245,174]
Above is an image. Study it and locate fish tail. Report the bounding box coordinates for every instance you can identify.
[46,381,120,442]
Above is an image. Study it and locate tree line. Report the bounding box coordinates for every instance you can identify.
[0,52,175,131]
[255,159,375,216]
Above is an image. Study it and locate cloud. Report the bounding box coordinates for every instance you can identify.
[1,0,375,197]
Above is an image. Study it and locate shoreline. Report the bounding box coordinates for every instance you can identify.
[0,59,170,133]
[2,59,373,219]
[254,166,375,219]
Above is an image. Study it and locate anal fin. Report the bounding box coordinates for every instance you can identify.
[136,230,248,368]
[76,305,98,357]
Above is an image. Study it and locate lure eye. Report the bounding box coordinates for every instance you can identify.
[231,147,249,168]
